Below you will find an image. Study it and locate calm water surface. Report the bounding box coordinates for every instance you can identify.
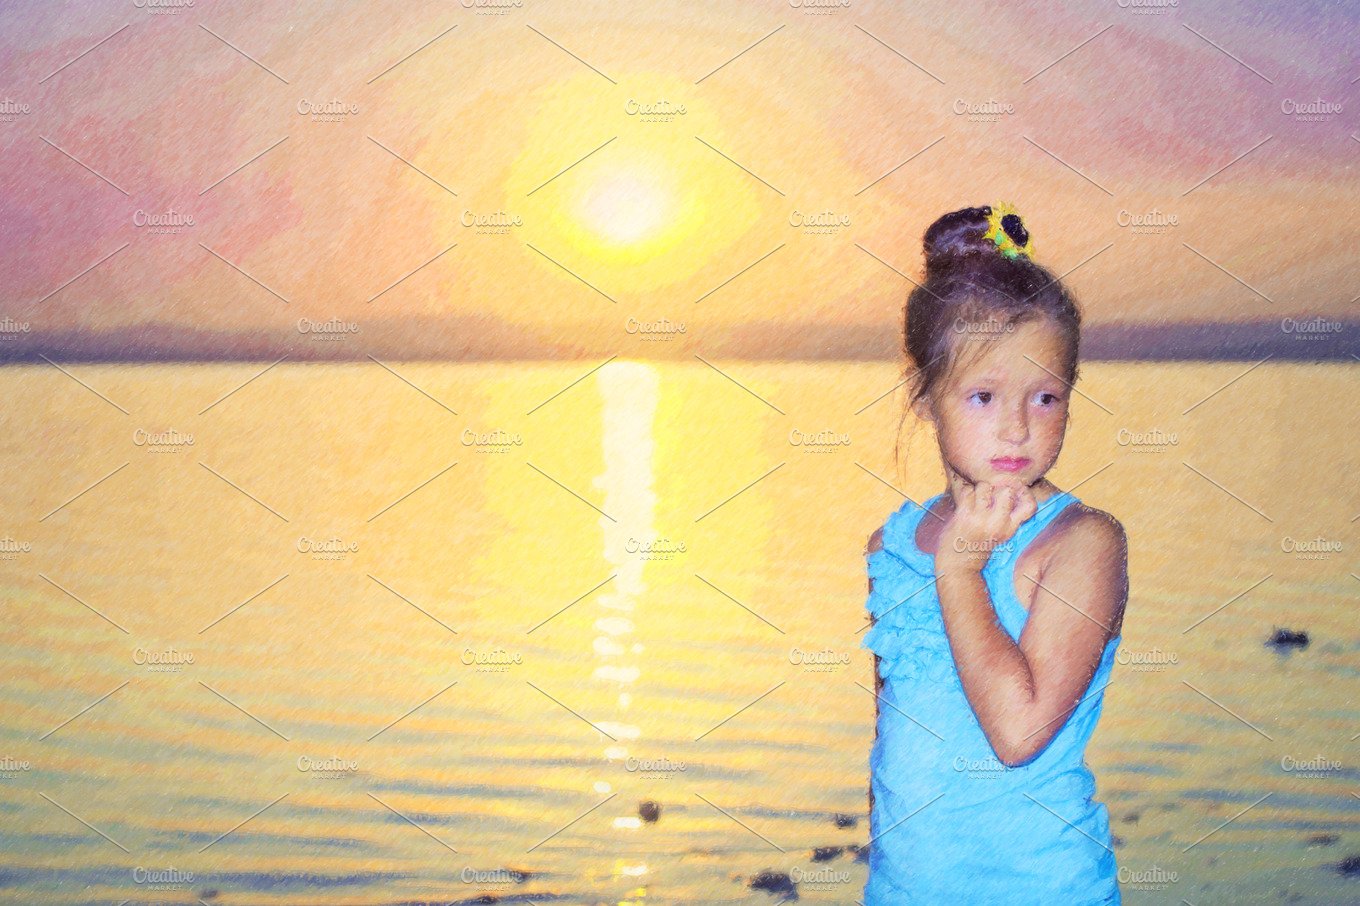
[0,361,1356,904]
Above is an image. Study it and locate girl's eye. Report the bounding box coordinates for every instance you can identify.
[968,391,992,405]
[1036,392,1061,406]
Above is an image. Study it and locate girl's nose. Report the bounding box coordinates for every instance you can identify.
[1000,407,1029,443]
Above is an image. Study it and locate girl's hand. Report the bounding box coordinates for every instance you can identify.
[936,465,1038,575]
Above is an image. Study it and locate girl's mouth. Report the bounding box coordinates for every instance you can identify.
[990,457,1031,472]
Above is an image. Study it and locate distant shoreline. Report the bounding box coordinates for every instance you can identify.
[0,320,1356,363]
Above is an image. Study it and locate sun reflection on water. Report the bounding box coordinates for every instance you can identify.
[591,360,659,892]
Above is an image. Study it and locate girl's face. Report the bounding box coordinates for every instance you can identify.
[914,317,1073,491]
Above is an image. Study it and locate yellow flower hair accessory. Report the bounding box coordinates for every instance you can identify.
[983,202,1034,260]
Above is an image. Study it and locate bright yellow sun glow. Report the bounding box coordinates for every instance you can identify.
[579,165,671,245]
[501,70,770,296]
[551,145,697,271]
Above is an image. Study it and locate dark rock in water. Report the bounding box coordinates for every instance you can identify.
[1266,627,1309,650]
[852,843,869,863]
[811,845,843,862]
[1111,834,1125,848]
[638,800,660,823]
[749,869,798,900]
[1335,853,1360,877]
[1122,811,1141,824]
[1305,832,1339,847]
[833,812,857,829]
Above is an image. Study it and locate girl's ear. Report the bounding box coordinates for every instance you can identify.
[912,395,934,423]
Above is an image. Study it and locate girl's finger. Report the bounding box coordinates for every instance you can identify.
[976,481,993,511]
[1002,490,1023,534]
[1010,489,1036,529]
[991,493,1011,534]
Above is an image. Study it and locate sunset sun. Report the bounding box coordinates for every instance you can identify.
[579,166,670,245]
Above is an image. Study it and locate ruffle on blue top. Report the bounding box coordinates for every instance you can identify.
[861,493,1059,685]
[861,498,958,685]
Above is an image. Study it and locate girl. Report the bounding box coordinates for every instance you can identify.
[862,204,1128,903]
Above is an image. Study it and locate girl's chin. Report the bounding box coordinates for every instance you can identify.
[983,471,1039,489]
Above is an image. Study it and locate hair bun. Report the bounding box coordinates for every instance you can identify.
[923,203,1034,276]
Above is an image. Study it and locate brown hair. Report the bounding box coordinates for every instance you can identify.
[893,205,1084,475]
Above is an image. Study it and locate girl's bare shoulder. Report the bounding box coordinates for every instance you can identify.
[1035,499,1127,565]
[865,525,884,556]
[1026,501,1128,634]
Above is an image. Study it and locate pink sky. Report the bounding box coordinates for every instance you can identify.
[1,0,1357,359]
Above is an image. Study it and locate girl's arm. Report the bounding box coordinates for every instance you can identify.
[866,527,885,705]
[935,479,1127,767]
[865,527,885,817]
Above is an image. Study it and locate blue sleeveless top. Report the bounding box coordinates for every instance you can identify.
[862,490,1121,904]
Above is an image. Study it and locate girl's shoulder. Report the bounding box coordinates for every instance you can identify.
[865,525,884,557]
[1052,499,1125,543]
[864,494,934,557]
[1029,498,1128,571]
[1025,499,1129,637]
